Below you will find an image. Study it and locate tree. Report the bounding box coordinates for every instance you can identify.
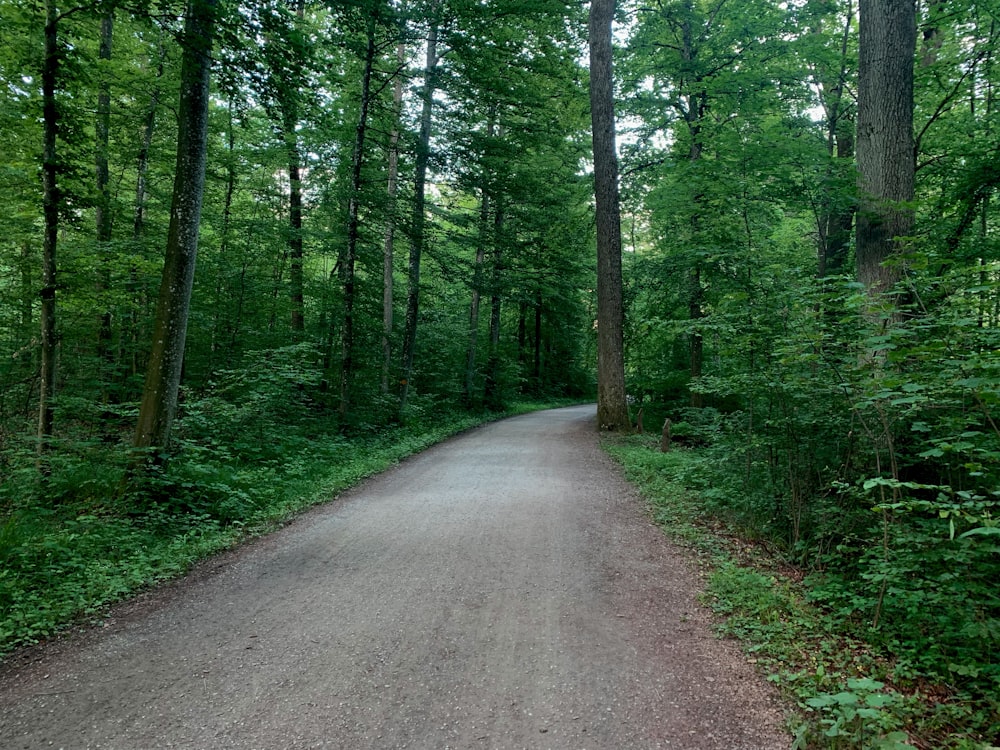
[805,0,857,278]
[264,0,310,335]
[0,0,595,485]
[37,0,60,460]
[623,0,797,408]
[95,9,114,377]
[399,10,439,416]
[382,38,405,394]
[133,0,218,453]
[855,0,916,301]
[589,0,630,431]
[286,0,307,337]
[339,6,381,418]
[463,111,495,406]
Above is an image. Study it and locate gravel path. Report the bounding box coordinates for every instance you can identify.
[0,405,788,749]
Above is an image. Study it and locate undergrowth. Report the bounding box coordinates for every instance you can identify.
[605,435,999,750]
[0,398,568,659]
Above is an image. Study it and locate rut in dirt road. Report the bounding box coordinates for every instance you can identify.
[0,405,788,749]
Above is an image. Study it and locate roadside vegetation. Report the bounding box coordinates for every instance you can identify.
[1,0,595,660]
[0,398,574,658]
[608,434,999,750]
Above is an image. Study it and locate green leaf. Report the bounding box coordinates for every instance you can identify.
[864,693,894,707]
[806,695,837,708]
[831,691,859,706]
[959,526,1000,538]
[846,677,884,691]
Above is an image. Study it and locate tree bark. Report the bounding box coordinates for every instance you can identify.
[38,0,59,460]
[660,418,672,452]
[464,190,490,406]
[483,200,504,410]
[399,17,439,415]
[339,13,378,419]
[483,285,503,410]
[133,0,217,453]
[856,0,916,302]
[287,0,306,335]
[133,40,163,241]
[589,0,630,432]
[287,138,305,333]
[95,11,114,377]
[533,291,542,389]
[517,300,527,364]
[464,112,496,406]
[127,37,164,381]
[212,99,238,372]
[381,40,406,395]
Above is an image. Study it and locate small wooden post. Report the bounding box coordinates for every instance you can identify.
[660,418,671,452]
[634,407,644,434]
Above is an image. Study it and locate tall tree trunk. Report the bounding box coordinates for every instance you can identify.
[856,0,916,303]
[210,99,238,373]
[589,0,630,432]
[287,140,305,333]
[483,282,503,410]
[339,13,378,419]
[533,291,542,390]
[133,0,217,453]
[483,202,504,410]
[517,300,526,364]
[127,37,164,382]
[676,13,709,407]
[95,11,114,381]
[38,0,59,461]
[133,40,162,241]
[382,39,405,395]
[464,190,490,406]
[287,0,306,335]
[464,112,496,406]
[399,17,439,415]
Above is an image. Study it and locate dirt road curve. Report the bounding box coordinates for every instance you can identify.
[0,405,788,749]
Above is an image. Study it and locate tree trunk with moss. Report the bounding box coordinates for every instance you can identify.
[856,0,916,303]
[37,0,59,462]
[589,0,630,432]
[133,0,217,453]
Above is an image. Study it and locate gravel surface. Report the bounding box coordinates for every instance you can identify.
[0,405,789,749]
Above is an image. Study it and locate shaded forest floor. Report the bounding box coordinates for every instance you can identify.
[606,435,999,750]
[0,399,581,660]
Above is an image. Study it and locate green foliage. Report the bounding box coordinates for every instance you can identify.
[0,0,597,671]
[0,504,232,652]
[798,678,913,750]
[0,401,568,657]
[607,436,1000,747]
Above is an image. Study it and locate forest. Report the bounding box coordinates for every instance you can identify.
[2,0,999,745]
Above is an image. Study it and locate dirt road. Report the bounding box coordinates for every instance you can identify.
[0,405,787,749]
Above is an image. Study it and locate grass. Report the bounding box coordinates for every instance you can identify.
[604,434,998,750]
